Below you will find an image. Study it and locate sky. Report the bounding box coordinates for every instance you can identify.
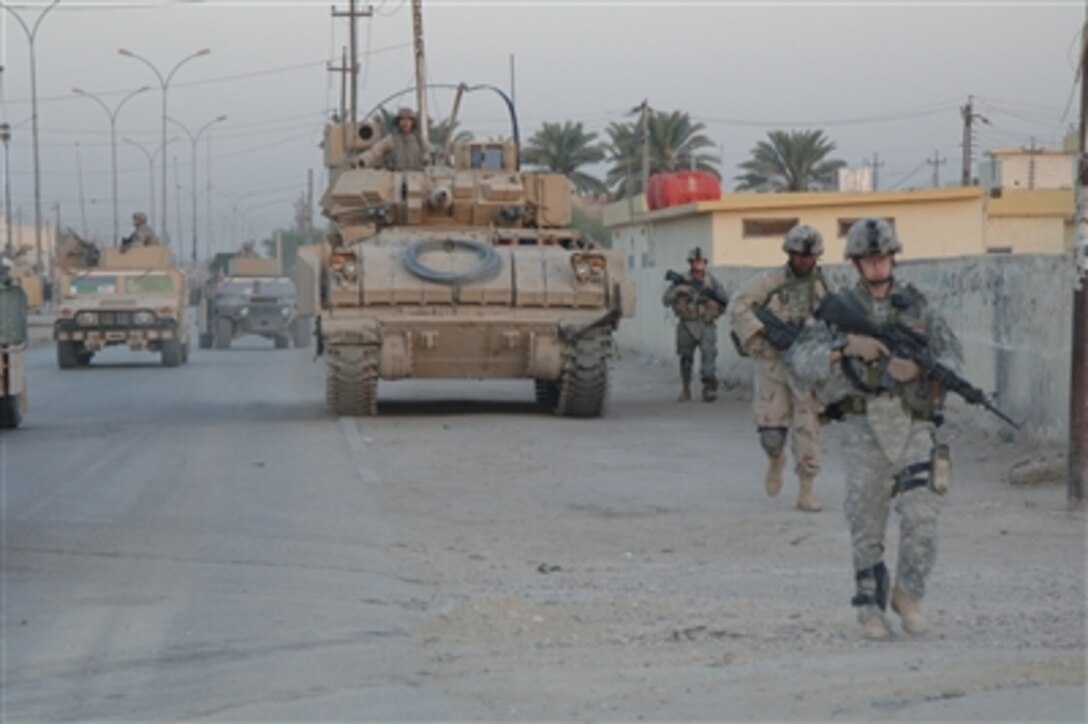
[0,0,1082,258]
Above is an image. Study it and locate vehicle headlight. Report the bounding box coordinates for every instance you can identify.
[280,306,292,316]
[134,311,155,325]
[76,311,97,326]
[239,306,250,317]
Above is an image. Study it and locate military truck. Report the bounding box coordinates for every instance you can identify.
[0,263,29,428]
[296,0,635,417]
[197,252,310,350]
[53,244,190,368]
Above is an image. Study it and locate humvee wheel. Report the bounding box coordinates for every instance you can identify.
[213,318,232,349]
[57,341,79,370]
[198,333,213,349]
[326,344,379,416]
[77,351,93,367]
[181,340,190,364]
[555,329,613,418]
[274,334,290,349]
[534,379,559,410]
[0,394,22,429]
[162,339,183,367]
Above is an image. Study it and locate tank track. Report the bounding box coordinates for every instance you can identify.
[325,344,380,416]
[555,329,613,418]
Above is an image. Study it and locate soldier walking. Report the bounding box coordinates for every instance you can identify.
[662,247,726,402]
[786,218,962,640]
[727,224,830,512]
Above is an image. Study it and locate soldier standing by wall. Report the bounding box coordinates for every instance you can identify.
[727,224,830,512]
[786,218,962,640]
[662,247,726,402]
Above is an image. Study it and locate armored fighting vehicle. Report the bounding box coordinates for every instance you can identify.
[0,263,29,428]
[53,242,190,368]
[296,0,635,417]
[197,251,310,350]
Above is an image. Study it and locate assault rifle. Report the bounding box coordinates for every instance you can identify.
[754,308,805,351]
[814,292,1020,430]
[664,270,730,309]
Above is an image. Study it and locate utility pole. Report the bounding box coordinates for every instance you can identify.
[865,153,884,190]
[305,168,314,243]
[75,142,87,237]
[509,53,516,107]
[331,1,373,125]
[1069,4,1087,507]
[634,99,651,197]
[927,150,947,188]
[327,47,351,162]
[960,95,989,186]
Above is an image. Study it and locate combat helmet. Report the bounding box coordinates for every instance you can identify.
[844,218,901,259]
[687,246,707,263]
[395,107,417,126]
[132,211,147,224]
[782,224,824,256]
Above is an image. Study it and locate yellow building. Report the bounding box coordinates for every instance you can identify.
[604,184,1073,270]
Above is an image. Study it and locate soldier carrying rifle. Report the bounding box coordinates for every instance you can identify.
[662,247,727,403]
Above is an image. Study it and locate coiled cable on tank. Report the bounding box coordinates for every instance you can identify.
[401,238,503,286]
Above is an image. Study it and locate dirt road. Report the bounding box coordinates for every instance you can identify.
[3,341,1084,720]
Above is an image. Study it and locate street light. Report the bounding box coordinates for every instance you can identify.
[72,85,149,246]
[169,114,226,263]
[0,120,11,257]
[3,0,61,271]
[117,46,210,256]
[122,136,178,246]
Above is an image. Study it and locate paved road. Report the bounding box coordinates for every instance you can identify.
[2,336,1084,720]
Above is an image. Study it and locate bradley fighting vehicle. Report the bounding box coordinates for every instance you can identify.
[53,240,190,368]
[297,2,635,417]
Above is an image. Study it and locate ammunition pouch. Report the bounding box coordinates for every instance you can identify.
[891,461,931,497]
[930,443,952,495]
[851,561,889,610]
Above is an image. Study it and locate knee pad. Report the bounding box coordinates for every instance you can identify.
[758,426,787,456]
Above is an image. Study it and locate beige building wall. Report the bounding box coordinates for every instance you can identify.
[984,189,1075,254]
[991,149,1074,190]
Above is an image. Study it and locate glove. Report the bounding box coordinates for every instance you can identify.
[887,357,920,382]
[843,334,888,362]
[705,300,721,315]
[674,284,693,297]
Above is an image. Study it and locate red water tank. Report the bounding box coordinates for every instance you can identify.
[646,171,721,210]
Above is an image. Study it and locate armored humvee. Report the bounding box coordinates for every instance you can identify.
[197,252,310,350]
[297,69,636,416]
[0,266,28,428]
[53,243,190,368]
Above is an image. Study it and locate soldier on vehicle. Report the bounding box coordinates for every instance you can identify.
[120,211,158,251]
[356,107,426,171]
[785,218,962,640]
[662,247,726,402]
[727,223,830,512]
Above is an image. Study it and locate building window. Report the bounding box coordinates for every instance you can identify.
[837,217,896,237]
[742,218,799,238]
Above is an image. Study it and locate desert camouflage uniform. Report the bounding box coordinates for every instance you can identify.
[786,279,962,629]
[122,218,158,250]
[728,265,829,480]
[387,133,423,171]
[662,271,726,390]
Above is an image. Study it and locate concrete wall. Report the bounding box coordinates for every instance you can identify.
[617,254,1075,442]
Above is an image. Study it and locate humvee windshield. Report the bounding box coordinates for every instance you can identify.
[218,278,295,297]
[68,274,175,296]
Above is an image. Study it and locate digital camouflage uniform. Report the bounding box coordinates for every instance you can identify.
[728,262,829,507]
[662,267,726,402]
[121,214,158,250]
[786,218,962,639]
[387,132,423,171]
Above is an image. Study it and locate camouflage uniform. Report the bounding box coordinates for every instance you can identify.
[786,218,962,638]
[662,255,726,402]
[122,213,158,250]
[728,253,829,509]
[387,132,423,171]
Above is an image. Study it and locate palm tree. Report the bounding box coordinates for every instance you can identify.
[605,109,720,197]
[734,129,846,192]
[522,121,607,196]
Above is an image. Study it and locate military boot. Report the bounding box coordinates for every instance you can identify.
[764,453,786,497]
[858,607,891,640]
[701,377,718,403]
[891,586,928,635]
[796,475,823,512]
[677,382,692,402]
